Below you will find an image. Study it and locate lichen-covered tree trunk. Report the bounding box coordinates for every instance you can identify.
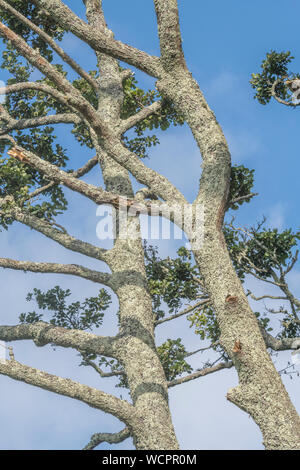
[156,65,300,450]
[85,1,179,449]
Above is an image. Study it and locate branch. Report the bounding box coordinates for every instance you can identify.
[83,427,130,450]
[0,257,112,286]
[2,138,184,223]
[261,328,300,352]
[0,111,80,135]
[120,101,162,133]
[0,22,101,125]
[153,0,185,71]
[103,140,187,205]
[247,292,288,302]
[0,359,133,423]
[1,138,128,207]
[270,269,300,312]
[244,267,286,288]
[0,322,114,356]
[283,250,299,276]
[81,355,125,378]
[270,78,300,107]
[0,0,99,91]
[31,0,163,78]
[168,361,233,388]
[184,344,216,358]
[227,192,258,210]
[26,154,98,200]
[9,206,108,263]
[0,23,76,95]
[0,82,73,109]
[155,299,209,326]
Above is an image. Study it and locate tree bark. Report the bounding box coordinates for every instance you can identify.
[156,66,300,450]
[84,0,179,449]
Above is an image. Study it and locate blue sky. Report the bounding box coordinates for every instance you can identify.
[0,0,300,450]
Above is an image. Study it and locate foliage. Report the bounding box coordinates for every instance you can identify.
[188,303,220,343]
[250,50,300,105]
[81,337,193,388]
[224,223,300,280]
[0,42,185,232]
[0,0,65,61]
[71,67,185,158]
[279,315,300,340]
[19,285,111,330]
[228,165,255,210]
[144,243,201,320]
[157,338,192,381]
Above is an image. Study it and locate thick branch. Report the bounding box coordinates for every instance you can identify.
[10,207,108,263]
[0,359,133,423]
[153,0,186,71]
[0,322,114,356]
[0,82,72,109]
[261,329,300,352]
[0,22,101,125]
[3,140,183,221]
[2,139,128,207]
[26,154,99,200]
[0,23,77,96]
[31,0,163,77]
[0,112,80,135]
[0,112,81,134]
[0,0,99,91]
[0,257,112,286]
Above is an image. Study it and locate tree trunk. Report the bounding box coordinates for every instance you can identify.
[157,68,300,449]
[85,0,179,449]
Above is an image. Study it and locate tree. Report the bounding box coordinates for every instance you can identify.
[0,0,299,450]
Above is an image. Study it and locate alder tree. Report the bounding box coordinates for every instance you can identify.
[0,0,300,450]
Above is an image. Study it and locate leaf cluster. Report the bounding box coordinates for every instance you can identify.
[19,285,111,330]
[0,0,65,62]
[144,243,201,320]
[224,224,300,280]
[250,50,300,105]
[228,165,255,210]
